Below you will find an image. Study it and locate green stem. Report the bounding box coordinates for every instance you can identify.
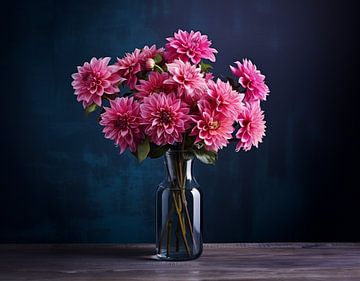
[154,64,163,73]
[172,192,191,255]
[182,193,194,241]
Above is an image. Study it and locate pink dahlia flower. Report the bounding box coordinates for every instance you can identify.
[165,30,218,64]
[71,57,123,108]
[140,44,164,63]
[230,59,269,103]
[190,100,234,152]
[164,59,207,99]
[205,78,244,120]
[116,49,142,89]
[99,97,143,154]
[135,72,175,100]
[140,93,190,145]
[235,102,266,152]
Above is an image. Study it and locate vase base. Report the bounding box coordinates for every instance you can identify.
[155,249,203,261]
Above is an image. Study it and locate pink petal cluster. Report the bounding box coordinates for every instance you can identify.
[205,72,214,81]
[140,45,164,63]
[116,45,164,89]
[135,72,174,100]
[165,30,218,64]
[71,57,123,108]
[141,93,190,145]
[191,100,234,152]
[116,49,142,89]
[99,97,143,154]
[235,103,266,152]
[72,30,271,157]
[165,59,207,100]
[205,79,244,120]
[230,59,269,103]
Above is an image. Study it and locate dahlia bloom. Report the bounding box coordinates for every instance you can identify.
[190,100,234,151]
[141,93,190,145]
[135,72,174,100]
[205,79,244,120]
[165,29,218,64]
[140,44,164,63]
[164,59,207,99]
[116,49,142,89]
[230,59,269,103]
[99,97,143,154]
[71,30,271,161]
[71,57,123,108]
[235,102,266,152]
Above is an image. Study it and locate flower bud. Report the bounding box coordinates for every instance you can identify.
[146,58,155,69]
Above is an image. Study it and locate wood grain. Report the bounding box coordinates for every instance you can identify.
[0,243,359,280]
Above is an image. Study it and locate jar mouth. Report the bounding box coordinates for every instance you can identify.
[166,146,194,153]
[165,148,195,159]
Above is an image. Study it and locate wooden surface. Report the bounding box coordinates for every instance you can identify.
[1,243,360,280]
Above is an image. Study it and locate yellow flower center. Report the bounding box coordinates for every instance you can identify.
[209,120,220,130]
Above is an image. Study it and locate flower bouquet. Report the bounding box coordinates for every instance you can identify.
[71,29,269,260]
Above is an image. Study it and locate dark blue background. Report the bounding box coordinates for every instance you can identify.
[1,0,359,242]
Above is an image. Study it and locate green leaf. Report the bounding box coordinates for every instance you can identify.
[194,141,204,150]
[154,54,163,64]
[85,103,97,115]
[200,61,213,73]
[136,138,150,163]
[193,148,218,165]
[148,144,169,159]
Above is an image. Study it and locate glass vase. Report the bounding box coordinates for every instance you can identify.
[155,149,202,260]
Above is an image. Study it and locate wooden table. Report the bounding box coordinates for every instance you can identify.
[1,243,359,280]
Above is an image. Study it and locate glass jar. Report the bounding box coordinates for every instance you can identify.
[155,149,202,260]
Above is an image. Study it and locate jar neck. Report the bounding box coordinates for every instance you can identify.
[164,149,194,183]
